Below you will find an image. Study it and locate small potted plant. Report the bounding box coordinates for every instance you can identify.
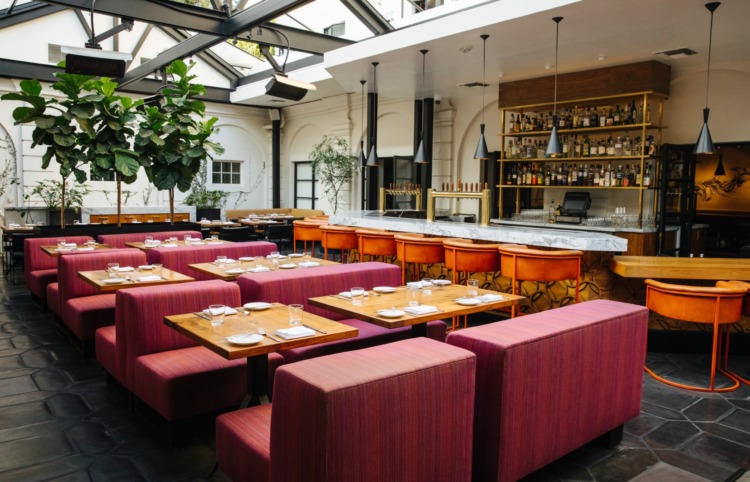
[26,179,89,225]
[183,188,228,221]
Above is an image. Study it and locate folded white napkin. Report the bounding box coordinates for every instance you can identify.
[64,243,77,247]
[160,243,178,247]
[55,247,75,252]
[9,223,20,227]
[403,305,439,315]
[224,268,245,274]
[275,326,316,339]
[207,241,224,244]
[215,259,237,264]
[138,265,153,270]
[476,294,504,303]
[75,247,94,251]
[247,267,270,273]
[203,307,237,315]
[117,266,134,272]
[135,275,162,282]
[298,261,320,268]
[338,291,369,298]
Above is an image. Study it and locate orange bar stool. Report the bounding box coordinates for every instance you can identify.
[356,228,397,262]
[498,245,583,317]
[394,233,449,285]
[292,219,326,256]
[716,280,750,386]
[644,279,746,393]
[319,225,358,263]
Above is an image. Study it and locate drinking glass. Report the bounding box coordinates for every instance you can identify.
[350,287,365,306]
[288,304,303,326]
[407,283,422,307]
[151,263,163,275]
[421,278,433,295]
[270,251,280,258]
[208,304,226,327]
[216,255,227,271]
[467,279,479,297]
[183,234,192,243]
[211,234,219,241]
[144,235,154,244]
[107,263,119,279]
[57,239,66,249]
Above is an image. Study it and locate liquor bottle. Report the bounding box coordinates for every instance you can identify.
[614,105,621,125]
[643,163,652,187]
[515,164,522,185]
[629,100,637,125]
[577,164,584,186]
[508,113,515,133]
[572,106,580,129]
[645,103,652,124]
[638,100,644,123]
[622,132,632,156]
[599,108,607,127]
[548,199,556,223]
[616,165,623,186]
[622,165,630,187]
[506,164,513,185]
[597,140,606,157]
[582,107,591,128]
[582,135,590,157]
[614,137,623,156]
[505,140,513,160]
[514,114,521,133]
[634,165,641,187]
[606,137,615,156]
[606,109,614,126]
[545,166,552,186]
[590,107,598,128]
[594,164,601,186]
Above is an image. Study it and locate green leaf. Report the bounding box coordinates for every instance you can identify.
[71,103,95,119]
[149,133,165,146]
[53,133,75,147]
[34,116,56,129]
[186,145,205,158]
[20,79,42,97]
[115,151,139,177]
[154,168,179,190]
[1,92,27,102]
[12,107,38,123]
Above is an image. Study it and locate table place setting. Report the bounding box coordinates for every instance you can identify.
[297,261,321,268]
[274,326,316,340]
[243,302,272,311]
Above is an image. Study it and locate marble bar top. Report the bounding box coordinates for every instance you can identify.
[329,210,628,252]
[494,219,661,234]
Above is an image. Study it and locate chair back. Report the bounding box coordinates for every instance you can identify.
[264,224,294,251]
[219,226,252,242]
[292,220,325,243]
[24,235,94,273]
[716,280,750,316]
[394,233,448,264]
[146,241,277,279]
[443,239,501,274]
[116,280,240,388]
[58,248,146,301]
[237,262,400,320]
[97,230,203,248]
[646,279,746,324]
[498,245,582,282]
[270,337,476,482]
[355,229,396,258]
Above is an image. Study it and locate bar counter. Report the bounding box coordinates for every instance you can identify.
[329,210,627,252]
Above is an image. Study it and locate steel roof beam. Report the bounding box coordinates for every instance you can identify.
[338,0,393,35]
[0,2,65,30]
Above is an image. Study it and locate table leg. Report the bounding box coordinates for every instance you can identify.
[243,353,270,408]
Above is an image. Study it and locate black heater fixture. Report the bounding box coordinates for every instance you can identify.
[473,34,490,160]
[415,49,429,164]
[366,62,380,167]
[714,147,726,176]
[545,16,564,157]
[358,80,367,168]
[694,2,721,155]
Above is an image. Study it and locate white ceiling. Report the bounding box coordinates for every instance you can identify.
[233,0,750,107]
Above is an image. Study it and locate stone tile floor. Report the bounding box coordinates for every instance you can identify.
[1,274,749,481]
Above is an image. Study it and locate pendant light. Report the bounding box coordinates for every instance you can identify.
[545,17,563,157]
[358,80,367,168]
[714,147,725,176]
[694,2,721,155]
[415,49,429,164]
[473,34,490,160]
[366,62,380,167]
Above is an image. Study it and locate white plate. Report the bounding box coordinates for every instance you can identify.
[102,278,124,284]
[244,302,272,311]
[456,298,482,306]
[287,253,304,258]
[224,268,245,274]
[238,257,255,262]
[433,280,452,286]
[373,286,396,293]
[279,263,297,269]
[227,334,263,345]
[377,309,405,318]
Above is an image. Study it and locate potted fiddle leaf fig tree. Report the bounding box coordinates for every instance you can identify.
[135,59,224,223]
[183,160,228,221]
[1,71,95,228]
[309,135,358,214]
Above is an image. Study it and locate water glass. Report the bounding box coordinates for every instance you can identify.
[144,235,154,244]
[208,304,226,327]
[288,304,303,326]
[86,240,96,247]
[57,239,66,249]
[216,255,227,270]
[467,279,479,297]
[421,278,433,295]
[211,234,219,241]
[107,263,119,279]
[407,283,422,307]
[350,287,365,306]
[184,234,192,243]
[151,263,163,275]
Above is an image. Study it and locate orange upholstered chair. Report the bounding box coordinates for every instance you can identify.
[355,229,397,262]
[498,244,583,317]
[645,279,747,392]
[319,225,358,263]
[394,233,449,285]
[715,280,750,386]
[292,219,326,256]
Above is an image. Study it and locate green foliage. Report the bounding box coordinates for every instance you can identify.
[183,159,228,208]
[26,179,90,211]
[309,135,357,214]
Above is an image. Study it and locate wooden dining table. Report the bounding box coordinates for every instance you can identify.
[308,283,527,337]
[41,243,112,257]
[164,303,358,405]
[188,257,339,281]
[124,239,232,251]
[610,255,750,280]
[77,267,194,292]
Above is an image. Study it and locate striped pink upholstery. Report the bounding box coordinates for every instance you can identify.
[446,300,648,482]
[146,241,277,280]
[59,249,147,342]
[46,282,61,317]
[95,325,120,385]
[24,235,93,301]
[97,230,203,249]
[237,262,446,394]
[216,338,476,482]
[117,280,248,420]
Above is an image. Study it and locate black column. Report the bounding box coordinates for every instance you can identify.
[271,110,281,208]
[365,92,380,210]
[417,98,434,210]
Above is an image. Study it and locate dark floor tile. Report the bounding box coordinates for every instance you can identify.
[654,449,735,482]
[641,380,701,411]
[624,411,668,437]
[33,367,72,391]
[20,348,60,368]
[46,393,92,419]
[0,353,25,372]
[87,456,148,481]
[588,447,658,482]
[718,408,750,437]
[0,454,95,482]
[0,419,71,444]
[683,433,750,472]
[0,374,38,397]
[639,400,687,421]
[0,431,75,472]
[630,461,712,482]
[694,421,750,448]
[729,399,750,411]
[642,421,701,450]
[0,399,52,431]
[66,421,116,454]
[683,398,736,422]
[136,443,218,481]
[48,471,93,482]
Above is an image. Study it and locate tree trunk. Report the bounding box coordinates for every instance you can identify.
[169,188,175,225]
[116,173,122,227]
[60,174,66,229]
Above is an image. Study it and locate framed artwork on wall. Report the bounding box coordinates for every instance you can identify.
[695,142,750,214]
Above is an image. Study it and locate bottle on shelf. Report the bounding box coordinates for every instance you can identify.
[548,199,556,223]
[614,105,621,125]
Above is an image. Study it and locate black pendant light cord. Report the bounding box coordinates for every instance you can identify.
[421,49,427,137]
[480,34,488,125]
[552,17,563,119]
[704,2,720,109]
